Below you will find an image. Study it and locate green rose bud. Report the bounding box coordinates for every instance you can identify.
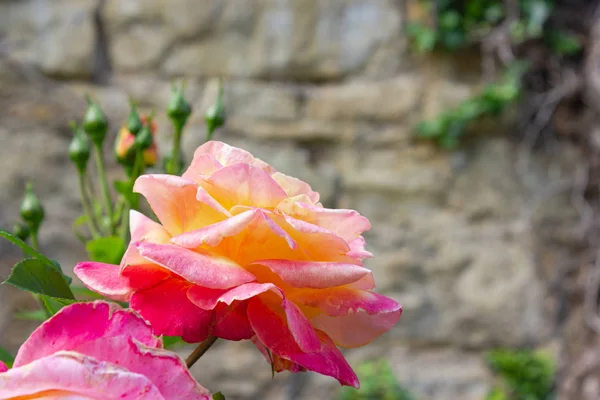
[204,80,225,141]
[83,95,108,147]
[68,122,91,172]
[167,83,192,131]
[135,121,154,151]
[13,222,30,242]
[20,182,45,233]
[127,101,143,137]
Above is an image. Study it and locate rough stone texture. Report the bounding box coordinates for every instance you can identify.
[0,1,578,399]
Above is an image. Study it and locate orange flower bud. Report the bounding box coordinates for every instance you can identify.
[115,116,158,167]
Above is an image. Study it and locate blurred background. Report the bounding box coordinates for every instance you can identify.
[1,0,598,399]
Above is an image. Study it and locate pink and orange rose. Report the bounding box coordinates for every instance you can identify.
[0,301,210,399]
[75,141,401,387]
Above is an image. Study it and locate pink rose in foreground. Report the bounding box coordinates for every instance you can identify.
[75,141,402,388]
[0,301,210,400]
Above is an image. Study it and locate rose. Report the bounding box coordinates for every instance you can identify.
[75,141,402,387]
[115,116,158,167]
[0,301,210,400]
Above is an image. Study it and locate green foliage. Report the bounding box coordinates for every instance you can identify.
[407,0,583,148]
[4,259,74,300]
[486,349,555,400]
[0,347,14,368]
[338,360,415,400]
[85,236,126,265]
[417,64,524,148]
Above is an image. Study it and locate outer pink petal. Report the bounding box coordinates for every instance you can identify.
[271,172,320,203]
[120,263,171,291]
[130,210,171,243]
[282,298,321,353]
[252,259,371,289]
[311,309,402,349]
[14,301,159,367]
[134,174,226,236]
[0,362,6,373]
[130,279,213,343]
[247,297,359,388]
[0,352,164,400]
[347,236,373,260]
[75,337,210,399]
[171,209,296,251]
[202,163,287,210]
[187,283,276,310]
[74,262,133,301]
[136,242,255,289]
[292,289,402,347]
[190,141,276,174]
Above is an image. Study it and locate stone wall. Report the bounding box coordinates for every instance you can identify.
[0,1,580,399]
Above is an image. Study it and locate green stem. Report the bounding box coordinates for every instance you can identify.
[119,150,144,242]
[93,144,114,231]
[29,229,39,252]
[78,171,100,238]
[168,126,182,175]
[205,126,215,143]
[185,335,218,368]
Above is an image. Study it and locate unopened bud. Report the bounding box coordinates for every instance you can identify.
[68,122,91,172]
[83,95,108,147]
[13,222,30,242]
[20,182,45,232]
[167,83,192,131]
[135,120,154,151]
[127,101,143,137]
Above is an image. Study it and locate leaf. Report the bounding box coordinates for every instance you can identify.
[85,236,126,265]
[162,336,185,349]
[212,393,226,400]
[71,285,105,300]
[114,180,139,209]
[0,230,71,284]
[4,259,74,299]
[15,309,48,321]
[40,295,78,315]
[0,346,14,368]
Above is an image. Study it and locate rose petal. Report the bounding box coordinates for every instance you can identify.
[201,163,287,210]
[212,302,254,341]
[0,352,164,400]
[187,283,276,310]
[247,297,359,388]
[282,298,321,353]
[136,242,255,289]
[271,172,319,203]
[252,259,371,289]
[0,362,7,373]
[347,236,373,260]
[292,288,401,347]
[189,141,276,174]
[74,262,133,301]
[14,301,159,367]
[182,153,223,180]
[130,279,213,343]
[134,174,226,236]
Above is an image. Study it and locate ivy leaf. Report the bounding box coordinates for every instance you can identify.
[0,347,14,368]
[3,259,74,299]
[85,236,126,265]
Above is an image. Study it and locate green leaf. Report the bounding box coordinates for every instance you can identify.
[15,309,48,321]
[86,236,126,265]
[0,346,14,368]
[114,180,139,209]
[40,295,78,315]
[71,285,105,300]
[162,336,185,349]
[0,230,71,284]
[4,259,74,299]
[212,392,226,400]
